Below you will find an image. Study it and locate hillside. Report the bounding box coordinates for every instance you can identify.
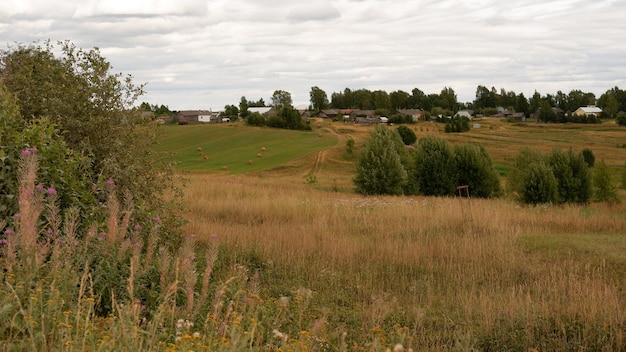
[156,118,626,195]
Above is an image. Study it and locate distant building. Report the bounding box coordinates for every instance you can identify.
[573,105,602,118]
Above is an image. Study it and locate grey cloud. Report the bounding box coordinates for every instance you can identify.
[286,3,341,22]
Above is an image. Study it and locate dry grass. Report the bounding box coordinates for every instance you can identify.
[182,172,626,349]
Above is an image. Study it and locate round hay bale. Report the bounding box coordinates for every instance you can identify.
[247,160,254,165]
[222,166,228,170]
[257,153,262,158]
[260,147,267,151]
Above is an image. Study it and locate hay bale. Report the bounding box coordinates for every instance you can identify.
[257,153,263,158]
[247,160,254,165]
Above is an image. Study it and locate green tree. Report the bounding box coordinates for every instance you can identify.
[223,104,239,117]
[278,105,306,130]
[538,99,556,122]
[593,160,620,203]
[413,135,457,196]
[454,144,501,198]
[518,162,558,205]
[581,148,595,167]
[508,148,558,204]
[239,96,250,118]
[396,125,417,145]
[0,41,179,241]
[354,124,410,195]
[309,86,328,112]
[271,90,293,109]
[547,149,592,204]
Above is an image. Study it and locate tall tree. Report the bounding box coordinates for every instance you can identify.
[271,90,292,109]
[239,96,250,117]
[354,124,410,195]
[309,86,329,112]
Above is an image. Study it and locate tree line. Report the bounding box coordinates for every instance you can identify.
[355,125,623,204]
[225,85,626,125]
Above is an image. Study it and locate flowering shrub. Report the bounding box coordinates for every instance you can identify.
[0,148,415,351]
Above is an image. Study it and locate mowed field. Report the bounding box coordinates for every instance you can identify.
[159,119,626,350]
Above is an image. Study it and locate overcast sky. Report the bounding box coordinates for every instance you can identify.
[1,0,625,110]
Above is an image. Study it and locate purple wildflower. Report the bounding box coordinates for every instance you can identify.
[0,239,8,245]
[29,147,38,153]
[36,184,44,191]
[3,229,14,235]
[153,216,161,223]
[106,179,115,186]
[210,233,219,239]
[133,225,142,231]
[99,231,107,238]
[47,188,57,195]
[12,213,20,218]
[21,149,31,156]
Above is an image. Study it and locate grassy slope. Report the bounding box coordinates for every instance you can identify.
[160,119,626,349]
[154,122,338,173]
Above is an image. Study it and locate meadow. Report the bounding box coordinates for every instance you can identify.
[176,118,626,349]
[3,118,626,351]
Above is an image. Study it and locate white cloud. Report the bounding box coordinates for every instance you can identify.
[0,0,625,109]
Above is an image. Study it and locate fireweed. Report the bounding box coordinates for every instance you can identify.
[1,148,411,351]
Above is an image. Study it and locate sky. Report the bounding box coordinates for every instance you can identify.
[1,0,625,111]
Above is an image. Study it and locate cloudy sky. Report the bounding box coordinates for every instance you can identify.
[1,0,625,110]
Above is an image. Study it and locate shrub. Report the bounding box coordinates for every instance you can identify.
[354,124,410,195]
[0,41,181,246]
[413,135,457,196]
[593,160,620,203]
[444,115,470,133]
[508,148,557,204]
[518,161,558,204]
[548,149,592,204]
[246,112,266,126]
[580,148,595,167]
[454,143,501,198]
[396,125,417,145]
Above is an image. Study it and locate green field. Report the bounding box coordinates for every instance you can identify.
[154,123,338,173]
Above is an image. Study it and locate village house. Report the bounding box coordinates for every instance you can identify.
[175,110,223,124]
[396,109,423,122]
[573,105,603,118]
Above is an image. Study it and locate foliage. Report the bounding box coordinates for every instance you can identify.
[593,160,620,203]
[0,41,180,244]
[413,135,457,196]
[617,111,626,126]
[346,138,355,155]
[508,148,558,204]
[245,111,266,126]
[547,149,592,204]
[581,148,595,167]
[309,86,329,112]
[444,115,470,133]
[453,143,501,198]
[139,102,173,117]
[223,104,239,117]
[395,125,417,145]
[518,161,558,204]
[271,89,292,109]
[354,124,410,195]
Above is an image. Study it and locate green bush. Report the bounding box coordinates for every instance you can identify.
[413,135,457,196]
[454,143,501,198]
[580,148,595,167]
[593,160,620,203]
[354,124,410,195]
[396,125,417,145]
[246,112,266,126]
[518,162,558,204]
[508,148,557,204]
[0,41,181,246]
[444,115,470,133]
[548,149,592,204]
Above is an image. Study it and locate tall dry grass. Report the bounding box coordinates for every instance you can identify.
[183,172,626,350]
